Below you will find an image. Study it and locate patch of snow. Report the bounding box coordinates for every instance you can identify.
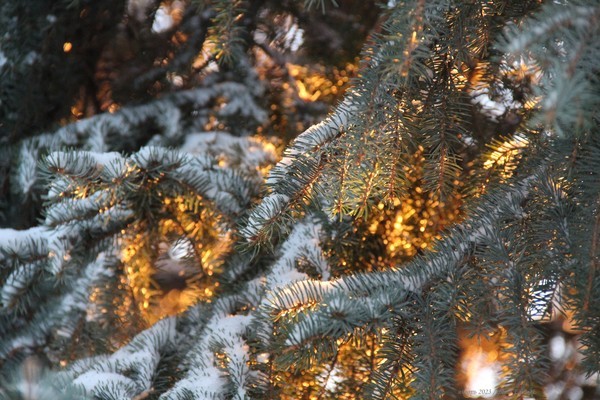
[242,193,290,240]
[73,371,136,393]
[0,226,46,247]
[152,6,174,33]
[24,51,38,65]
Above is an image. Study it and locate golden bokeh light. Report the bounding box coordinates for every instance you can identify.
[367,151,462,262]
[120,194,231,325]
[483,135,529,179]
[286,62,356,103]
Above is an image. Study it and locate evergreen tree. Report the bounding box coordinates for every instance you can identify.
[1,0,599,399]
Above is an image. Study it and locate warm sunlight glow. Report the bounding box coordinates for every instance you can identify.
[120,195,231,324]
[459,331,503,399]
[368,151,462,261]
[286,62,356,103]
[483,135,529,179]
